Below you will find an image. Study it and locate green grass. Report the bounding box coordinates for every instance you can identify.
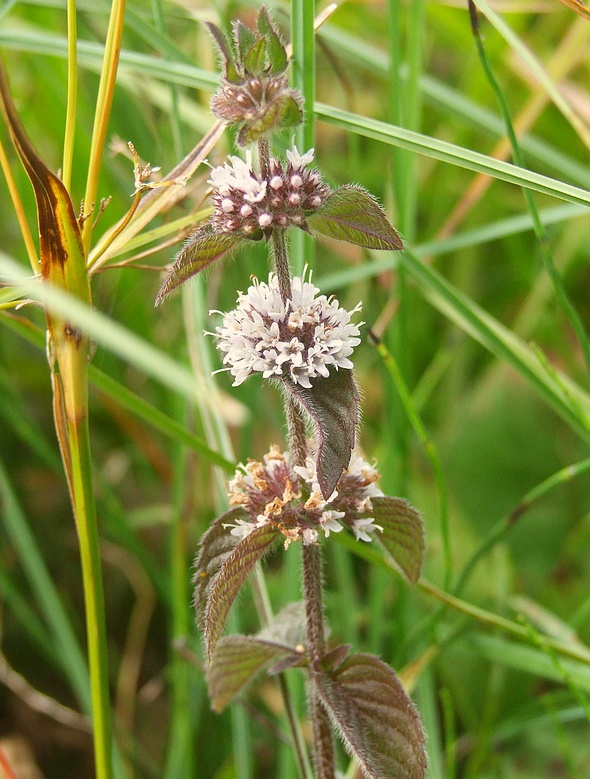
[1,1,590,777]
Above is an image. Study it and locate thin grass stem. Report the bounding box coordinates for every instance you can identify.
[468,0,590,378]
[65,411,114,779]
[82,0,127,253]
[62,0,78,192]
[0,138,39,272]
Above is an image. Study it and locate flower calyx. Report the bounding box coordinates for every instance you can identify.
[206,7,303,145]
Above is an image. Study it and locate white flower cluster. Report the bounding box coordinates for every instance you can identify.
[207,146,328,236]
[294,454,384,542]
[208,150,267,206]
[225,447,383,547]
[211,271,362,388]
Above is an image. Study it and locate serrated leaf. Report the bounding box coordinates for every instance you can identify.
[244,38,267,77]
[193,508,245,634]
[256,6,275,36]
[277,95,303,129]
[314,653,427,779]
[265,31,288,74]
[201,523,281,658]
[307,185,403,250]
[208,634,302,712]
[205,21,241,84]
[233,20,257,61]
[371,497,425,584]
[155,230,246,305]
[256,7,287,73]
[280,369,359,499]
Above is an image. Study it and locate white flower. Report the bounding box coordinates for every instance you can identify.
[320,510,345,537]
[211,271,362,387]
[286,145,315,169]
[224,518,255,539]
[208,151,267,203]
[351,517,383,542]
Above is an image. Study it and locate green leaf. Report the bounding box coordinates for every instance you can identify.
[204,21,241,84]
[194,512,281,658]
[308,186,403,250]
[155,230,246,306]
[280,369,359,499]
[277,95,304,129]
[314,653,427,779]
[266,31,288,74]
[208,634,303,712]
[243,38,267,77]
[233,20,256,62]
[256,7,288,74]
[371,497,425,584]
[256,6,276,37]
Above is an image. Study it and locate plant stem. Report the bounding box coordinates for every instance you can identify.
[82,0,127,253]
[303,544,335,779]
[258,134,335,779]
[57,383,114,779]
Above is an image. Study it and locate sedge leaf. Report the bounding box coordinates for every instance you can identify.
[280,369,359,499]
[308,185,403,250]
[314,653,427,779]
[371,497,425,584]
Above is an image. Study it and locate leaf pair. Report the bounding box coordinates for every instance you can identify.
[194,496,425,662]
[155,185,402,306]
[207,7,288,84]
[208,622,427,779]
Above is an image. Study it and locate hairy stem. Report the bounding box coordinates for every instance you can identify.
[258,134,335,778]
[303,544,335,779]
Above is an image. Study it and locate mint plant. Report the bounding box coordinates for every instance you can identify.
[157,9,427,778]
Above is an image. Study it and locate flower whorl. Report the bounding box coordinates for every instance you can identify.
[208,147,330,239]
[211,270,362,388]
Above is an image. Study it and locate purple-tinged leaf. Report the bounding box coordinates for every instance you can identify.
[314,653,427,779]
[208,634,303,712]
[201,523,281,658]
[193,508,245,635]
[280,369,359,499]
[307,185,403,251]
[205,22,242,84]
[155,230,246,306]
[371,497,425,584]
[321,644,351,672]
